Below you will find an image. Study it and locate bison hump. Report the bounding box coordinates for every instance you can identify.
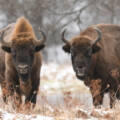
[13,17,34,35]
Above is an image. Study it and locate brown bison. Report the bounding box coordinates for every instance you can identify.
[61,24,120,107]
[0,17,46,108]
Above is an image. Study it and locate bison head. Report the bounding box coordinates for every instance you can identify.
[0,30,46,83]
[61,28,102,80]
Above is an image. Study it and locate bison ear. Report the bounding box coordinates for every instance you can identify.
[62,44,70,53]
[1,46,11,53]
[92,45,101,54]
[35,44,45,52]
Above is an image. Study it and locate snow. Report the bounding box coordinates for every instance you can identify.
[40,63,89,93]
[94,108,113,116]
[0,108,111,120]
[0,108,54,120]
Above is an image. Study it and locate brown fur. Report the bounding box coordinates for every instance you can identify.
[12,17,35,38]
[63,24,120,107]
[0,17,43,108]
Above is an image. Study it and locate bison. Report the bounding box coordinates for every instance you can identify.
[0,17,46,108]
[61,24,120,107]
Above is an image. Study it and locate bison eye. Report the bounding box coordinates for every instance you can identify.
[11,50,16,58]
[85,48,92,57]
[30,50,34,57]
[30,52,34,57]
[13,53,16,58]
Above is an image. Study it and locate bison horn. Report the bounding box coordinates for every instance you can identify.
[35,28,46,45]
[61,29,70,45]
[0,31,11,47]
[93,27,102,45]
[0,31,5,43]
[0,23,14,47]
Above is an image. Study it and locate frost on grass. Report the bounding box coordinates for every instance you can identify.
[0,63,118,119]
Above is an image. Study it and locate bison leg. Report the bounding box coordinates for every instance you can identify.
[25,90,38,109]
[25,78,40,108]
[25,90,37,104]
[13,85,22,109]
[109,90,116,108]
[90,79,104,107]
[0,74,8,103]
[4,83,15,104]
[5,79,22,108]
[6,83,22,109]
[93,93,104,106]
[1,80,8,103]
[5,69,22,108]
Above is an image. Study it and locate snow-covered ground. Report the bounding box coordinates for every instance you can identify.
[0,63,117,120]
[41,63,89,93]
[0,107,114,120]
[0,108,54,120]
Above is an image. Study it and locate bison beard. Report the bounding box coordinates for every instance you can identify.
[62,24,120,108]
[0,17,46,109]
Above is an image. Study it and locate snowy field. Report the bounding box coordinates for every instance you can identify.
[0,63,119,120]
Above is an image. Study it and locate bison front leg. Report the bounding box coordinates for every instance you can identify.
[7,83,22,109]
[0,73,9,103]
[109,89,120,108]
[5,70,22,109]
[13,85,22,109]
[109,90,115,108]
[1,80,8,103]
[90,79,104,107]
[25,90,37,108]
[93,93,104,106]
[25,78,40,108]
[25,89,38,109]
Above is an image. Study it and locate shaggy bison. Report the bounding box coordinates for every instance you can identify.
[61,24,120,107]
[0,17,46,108]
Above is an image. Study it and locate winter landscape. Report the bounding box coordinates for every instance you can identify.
[0,0,120,120]
[0,63,118,120]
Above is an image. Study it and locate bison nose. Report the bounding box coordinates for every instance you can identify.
[78,65,84,69]
[18,64,29,74]
[18,64,28,69]
[76,65,86,74]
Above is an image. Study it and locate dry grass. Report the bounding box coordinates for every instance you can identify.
[0,88,115,120]
[112,101,120,120]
